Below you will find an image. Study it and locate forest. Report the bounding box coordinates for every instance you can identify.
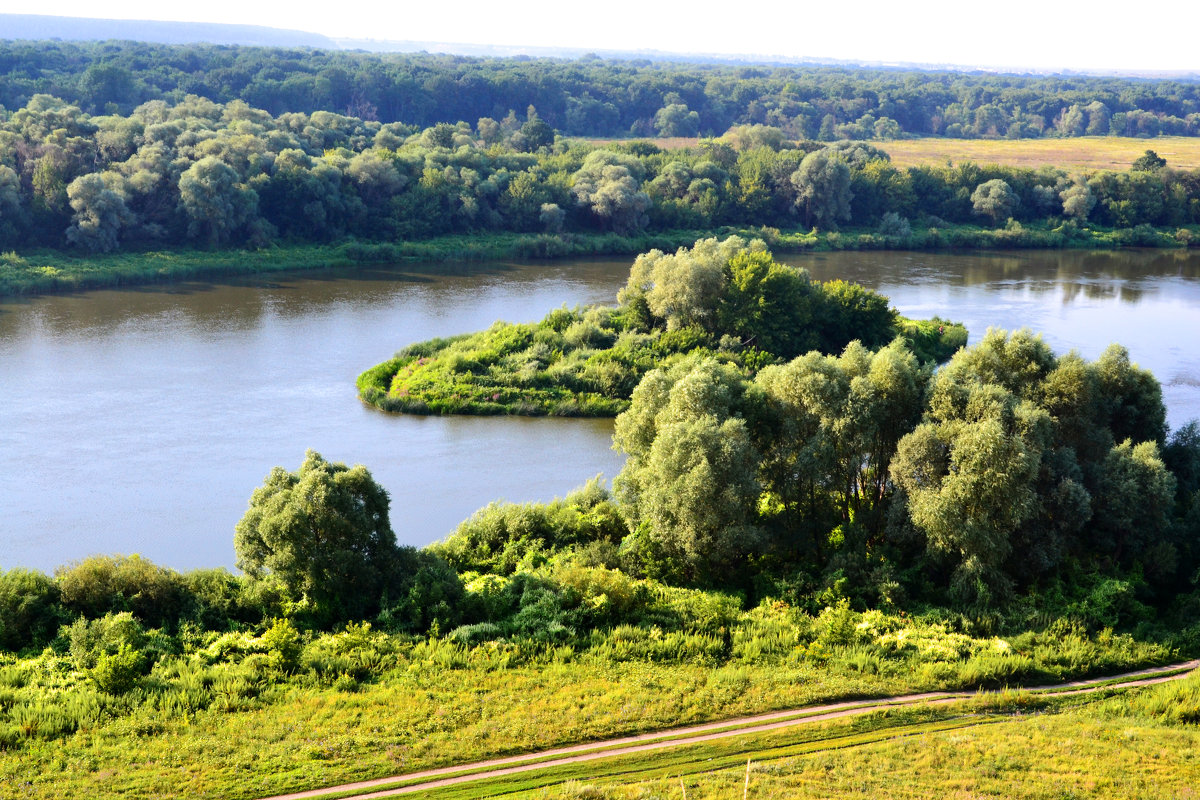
[4,40,1200,140]
[2,90,1200,265]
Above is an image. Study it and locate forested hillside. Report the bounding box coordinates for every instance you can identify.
[1,39,1200,138]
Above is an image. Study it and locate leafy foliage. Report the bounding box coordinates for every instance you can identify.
[361,238,965,417]
[234,450,402,624]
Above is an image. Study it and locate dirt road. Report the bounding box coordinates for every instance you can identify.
[260,659,1198,800]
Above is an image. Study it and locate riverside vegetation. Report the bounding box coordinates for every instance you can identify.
[4,86,1200,297]
[2,238,1200,798]
[357,237,966,416]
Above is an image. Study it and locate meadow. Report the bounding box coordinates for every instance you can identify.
[585,135,1200,172]
[880,135,1200,172]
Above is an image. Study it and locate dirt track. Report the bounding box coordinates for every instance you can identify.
[260,659,1199,800]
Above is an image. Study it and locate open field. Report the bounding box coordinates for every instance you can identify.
[880,135,1200,172]
[579,135,1200,172]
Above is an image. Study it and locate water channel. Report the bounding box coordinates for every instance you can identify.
[2,248,1198,573]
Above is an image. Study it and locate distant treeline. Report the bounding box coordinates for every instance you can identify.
[3,93,1200,257]
[3,40,1200,139]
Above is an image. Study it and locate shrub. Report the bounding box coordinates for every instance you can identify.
[90,643,146,695]
[56,555,185,628]
[0,568,62,652]
[65,611,146,670]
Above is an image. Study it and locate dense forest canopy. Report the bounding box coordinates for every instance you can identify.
[2,90,1200,258]
[2,39,1200,139]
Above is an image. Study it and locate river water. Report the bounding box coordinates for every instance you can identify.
[2,249,1198,573]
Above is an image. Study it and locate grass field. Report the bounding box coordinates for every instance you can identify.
[580,135,1200,172]
[532,711,1200,800]
[880,136,1200,172]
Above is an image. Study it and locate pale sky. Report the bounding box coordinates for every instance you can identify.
[8,0,1200,73]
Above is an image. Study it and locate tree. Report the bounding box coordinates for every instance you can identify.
[654,103,700,137]
[891,386,1048,605]
[518,117,555,151]
[619,235,766,332]
[971,179,1018,225]
[613,356,763,582]
[65,172,135,252]
[1131,149,1167,172]
[0,164,27,246]
[0,568,61,652]
[571,150,651,234]
[790,149,853,229]
[718,250,819,357]
[1060,180,1095,221]
[1092,440,1176,568]
[234,450,400,622]
[177,156,257,246]
[758,341,926,552]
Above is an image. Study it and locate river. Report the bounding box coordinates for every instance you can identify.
[2,249,1198,573]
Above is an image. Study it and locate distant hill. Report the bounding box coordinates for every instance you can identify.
[0,13,337,48]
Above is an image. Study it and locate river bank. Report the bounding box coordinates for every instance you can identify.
[3,222,1197,298]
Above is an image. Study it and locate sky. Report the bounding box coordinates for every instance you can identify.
[10,0,1200,74]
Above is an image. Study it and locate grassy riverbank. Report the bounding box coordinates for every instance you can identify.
[3,221,1196,298]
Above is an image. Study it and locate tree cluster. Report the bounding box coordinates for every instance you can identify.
[613,328,1199,613]
[3,93,1200,255]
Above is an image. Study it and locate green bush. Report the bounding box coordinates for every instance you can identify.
[56,555,185,628]
[65,611,146,671]
[0,569,62,652]
[89,643,146,695]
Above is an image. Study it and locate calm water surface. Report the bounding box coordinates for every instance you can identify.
[2,249,1198,572]
[1,260,631,572]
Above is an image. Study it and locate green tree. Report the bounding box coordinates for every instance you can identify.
[234,450,401,623]
[620,235,766,332]
[0,569,61,652]
[0,164,27,246]
[613,357,763,582]
[1131,149,1167,172]
[654,103,701,137]
[65,172,135,252]
[571,150,651,234]
[971,179,1018,225]
[790,149,853,229]
[757,341,926,548]
[891,385,1048,605]
[518,117,555,152]
[717,250,819,357]
[1092,440,1176,568]
[177,156,257,246]
[1060,180,1095,221]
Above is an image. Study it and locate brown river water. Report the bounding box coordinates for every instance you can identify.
[1,249,1197,572]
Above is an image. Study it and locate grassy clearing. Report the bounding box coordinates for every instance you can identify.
[0,231,720,298]
[879,135,1200,172]
[6,217,1196,300]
